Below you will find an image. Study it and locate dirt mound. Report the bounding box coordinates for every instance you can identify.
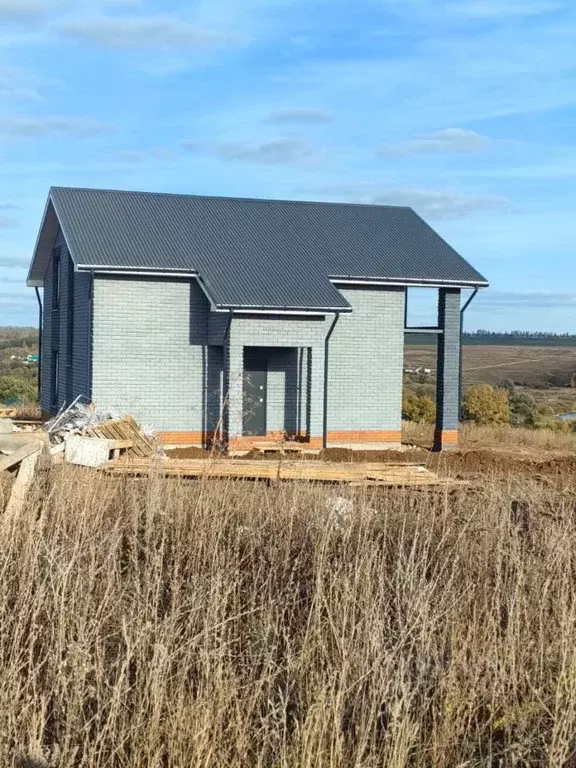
[429,449,576,478]
[164,446,210,459]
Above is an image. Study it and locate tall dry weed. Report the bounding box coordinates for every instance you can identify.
[1,467,576,766]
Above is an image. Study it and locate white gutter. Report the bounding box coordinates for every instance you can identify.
[331,278,488,289]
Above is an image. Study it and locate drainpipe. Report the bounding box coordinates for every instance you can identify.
[87,272,94,402]
[459,288,478,419]
[35,287,42,405]
[222,309,234,447]
[323,312,340,449]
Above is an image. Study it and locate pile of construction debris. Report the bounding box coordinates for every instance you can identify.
[0,402,157,515]
[45,402,158,466]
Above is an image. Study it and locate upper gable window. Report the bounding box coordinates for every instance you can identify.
[52,246,61,310]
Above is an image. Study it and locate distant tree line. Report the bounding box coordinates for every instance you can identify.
[466,330,576,342]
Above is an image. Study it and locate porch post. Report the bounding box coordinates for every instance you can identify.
[308,343,325,449]
[434,288,461,451]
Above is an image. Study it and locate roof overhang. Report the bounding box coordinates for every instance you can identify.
[27,193,62,287]
[76,266,351,315]
[331,276,489,289]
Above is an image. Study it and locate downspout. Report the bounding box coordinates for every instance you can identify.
[323,312,340,449]
[87,272,94,402]
[459,288,478,419]
[34,287,42,405]
[222,309,234,448]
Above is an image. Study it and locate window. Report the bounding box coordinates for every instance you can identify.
[51,350,59,406]
[52,247,61,310]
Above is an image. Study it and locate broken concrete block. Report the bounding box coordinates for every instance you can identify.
[0,419,14,434]
[65,435,112,468]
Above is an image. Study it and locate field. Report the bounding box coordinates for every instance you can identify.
[1,425,576,766]
[405,343,576,413]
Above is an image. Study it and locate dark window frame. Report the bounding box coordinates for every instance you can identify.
[52,246,62,311]
[51,349,59,407]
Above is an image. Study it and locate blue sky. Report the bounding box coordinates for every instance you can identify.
[1,0,575,331]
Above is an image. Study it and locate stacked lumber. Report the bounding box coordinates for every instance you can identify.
[251,441,321,456]
[0,436,45,515]
[86,416,156,457]
[105,457,453,487]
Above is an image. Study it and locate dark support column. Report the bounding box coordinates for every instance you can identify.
[434,288,461,451]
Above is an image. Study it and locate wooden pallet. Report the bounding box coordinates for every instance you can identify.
[104,457,454,487]
[86,416,156,458]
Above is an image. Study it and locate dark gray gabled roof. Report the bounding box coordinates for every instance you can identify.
[28,186,488,310]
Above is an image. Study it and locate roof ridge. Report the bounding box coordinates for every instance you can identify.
[50,185,414,211]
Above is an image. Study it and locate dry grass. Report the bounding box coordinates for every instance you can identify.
[403,420,576,452]
[1,466,576,765]
[0,402,43,420]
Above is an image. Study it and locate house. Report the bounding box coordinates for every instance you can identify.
[27,187,488,451]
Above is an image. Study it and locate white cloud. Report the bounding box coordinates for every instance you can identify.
[0,66,63,103]
[0,214,17,228]
[60,14,226,49]
[214,138,316,165]
[368,188,510,219]
[309,183,509,219]
[0,256,30,268]
[0,202,18,210]
[379,128,492,156]
[0,115,114,137]
[477,290,576,309]
[265,108,333,124]
[110,146,177,163]
[446,0,565,18]
[0,0,46,20]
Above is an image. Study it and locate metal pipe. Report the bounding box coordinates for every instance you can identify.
[323,312,340,449]
[34,287,42,405]
[222,309,234,448]
[87,272,94,402]
[459,288,478,418]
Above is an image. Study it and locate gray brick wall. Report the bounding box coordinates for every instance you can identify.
[90,277,406,441]
[224,315,327,439]
[92,276,208,431]
[40,228,91,412]
[327,286,405,433]
[435,288,461,435]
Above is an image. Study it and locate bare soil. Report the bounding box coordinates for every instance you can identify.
[164,443,576,481]
[164,446,211,459]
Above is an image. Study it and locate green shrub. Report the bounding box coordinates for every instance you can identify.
[0,375,37,405]
[462,384,510,426]
[402,393,436,424]
[509,392,538,427]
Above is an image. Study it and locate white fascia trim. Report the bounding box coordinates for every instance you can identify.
[332,278,488,289]
[79,267,218,310]
[26,195,52,286]
[50,192,79,273]
[214,308,332,317]
[77,266,198,276]
[27,279,44,288]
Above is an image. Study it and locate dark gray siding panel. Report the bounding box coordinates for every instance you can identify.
[39,227,92,412]
[40,248,54,412]
[72,271,92,401]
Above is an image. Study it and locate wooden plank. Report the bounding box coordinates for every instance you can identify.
[103,457,448,487]
[0,439,43,472]
[5,447,41,516]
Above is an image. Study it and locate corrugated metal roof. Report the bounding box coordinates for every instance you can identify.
[29,186,488,310]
